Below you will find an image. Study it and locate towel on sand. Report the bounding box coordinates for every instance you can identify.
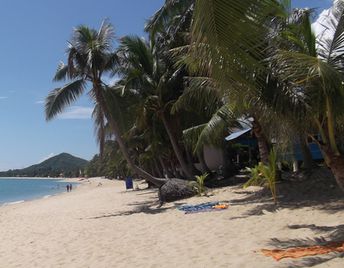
[178,202,229,214]
[261,241,344,261]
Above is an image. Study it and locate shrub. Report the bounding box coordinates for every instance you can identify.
[244,149,277,203]
[193,173,209,196]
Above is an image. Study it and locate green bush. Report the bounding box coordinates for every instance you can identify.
[244,149,277,203]
[193,173,209,196]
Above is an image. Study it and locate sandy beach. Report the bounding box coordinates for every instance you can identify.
[0,177,343,268]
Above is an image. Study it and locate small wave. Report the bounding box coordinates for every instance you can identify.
[43,195,51,199]
[3,200,25,206]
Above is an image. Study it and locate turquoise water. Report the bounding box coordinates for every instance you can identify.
[0,178,76,204]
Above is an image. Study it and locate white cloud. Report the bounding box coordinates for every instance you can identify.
[312,8,332,38]
[39,153,55,163]
[311,0,339,40]
[0,96,8,100]
[58,106,93,120]
[35,100,44,104]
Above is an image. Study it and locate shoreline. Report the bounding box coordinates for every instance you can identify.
[0,176,85,181]
[0,177,90,206]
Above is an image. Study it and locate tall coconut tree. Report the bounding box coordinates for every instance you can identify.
[114,35,194,178]
[45,21,166,186]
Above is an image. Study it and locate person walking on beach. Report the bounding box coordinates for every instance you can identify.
[69,183,73,191]
[66,184,70,192]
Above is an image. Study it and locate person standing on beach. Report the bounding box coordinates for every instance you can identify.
[69,183,73,191]
[66,184,70,192]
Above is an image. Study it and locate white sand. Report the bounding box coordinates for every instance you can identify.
[0,178,343,267]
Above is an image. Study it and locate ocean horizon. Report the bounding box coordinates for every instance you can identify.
[0,178,76,205]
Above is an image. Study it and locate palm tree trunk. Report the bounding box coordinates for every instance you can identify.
[95,86,166,187]
[328,159,344,192]
[321,146,344,191]
[153,159,163,177]
[299,134,314,172]
[161,113,194,178]
[252,117,270,164]
[109,118,166,186]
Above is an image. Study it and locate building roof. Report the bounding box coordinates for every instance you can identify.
[225,128,252,141]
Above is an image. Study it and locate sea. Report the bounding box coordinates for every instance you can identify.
[0,178,76,205]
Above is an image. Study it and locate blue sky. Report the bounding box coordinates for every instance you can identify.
[0,0,333,170]
[295,0,332,10]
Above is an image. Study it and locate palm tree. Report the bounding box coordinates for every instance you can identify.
[114,35,194,178]
[184,0,284,164]
[273,1,344,190]
[45,21,166,186]
[145,0,194,51]
[191,0,344,190]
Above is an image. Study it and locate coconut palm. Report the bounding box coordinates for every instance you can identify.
[45,21,166,186]
[191,0,344,190]
[273,1,344,189]
[145,0,194,50]
[114,35,194,178]
[183,0,284,164]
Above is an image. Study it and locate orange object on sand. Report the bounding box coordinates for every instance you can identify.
[212,204,229,209]
[261,241,344,261]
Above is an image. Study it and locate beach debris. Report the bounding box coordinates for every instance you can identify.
[158,179,197,203]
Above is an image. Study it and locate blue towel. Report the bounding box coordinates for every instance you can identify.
[178,202,219,214]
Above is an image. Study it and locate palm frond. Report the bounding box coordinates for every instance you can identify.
[183,104,239,154]
[317,1,344,73]
[191,0,279,89]
[45,79,86,121]
[97,19,115,52]
[275,50,344,97]
[172,76,222,116]
[145,0,194,37]
[53,62,69,82]
[118,35,154,76]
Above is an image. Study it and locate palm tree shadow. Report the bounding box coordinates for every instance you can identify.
[229,203,277,220]
[227,177,344,220]
[134,189,158,195]
[84,198,175,219]
[266,224,344,268]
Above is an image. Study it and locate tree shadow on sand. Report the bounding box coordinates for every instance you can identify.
[265,224,344,268]
[83,198,177,219]
[86,206,169,219]
[227,176,344,220]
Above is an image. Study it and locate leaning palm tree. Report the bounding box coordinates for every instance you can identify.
[45,21,166,186]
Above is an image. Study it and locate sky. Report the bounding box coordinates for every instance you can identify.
[0,0,334,170]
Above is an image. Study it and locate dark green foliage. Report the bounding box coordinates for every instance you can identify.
[84,141,129,178]
[0,153,88,178]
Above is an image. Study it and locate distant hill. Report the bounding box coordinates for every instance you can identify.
[0,153,88,178]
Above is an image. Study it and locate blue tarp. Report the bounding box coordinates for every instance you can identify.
[294,143,324,161]
[225,128,252,141]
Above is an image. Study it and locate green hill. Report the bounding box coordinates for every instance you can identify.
[0,153,88,177]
